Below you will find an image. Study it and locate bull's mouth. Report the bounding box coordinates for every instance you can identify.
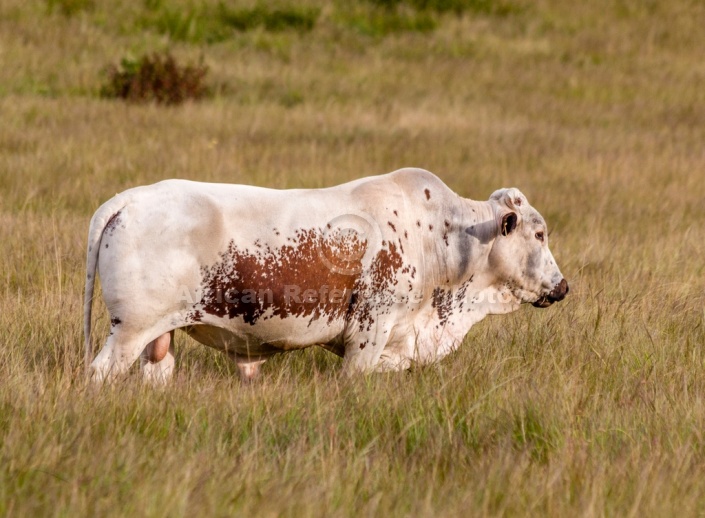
[532,278,569,309]
[532,297,554,308]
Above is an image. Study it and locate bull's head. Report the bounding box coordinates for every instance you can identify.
[487,188,568,308]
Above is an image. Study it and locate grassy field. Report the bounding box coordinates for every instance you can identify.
[1,0,705,515]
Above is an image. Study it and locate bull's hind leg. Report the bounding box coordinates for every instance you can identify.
[141,330,176,385]
[90,326,153,384]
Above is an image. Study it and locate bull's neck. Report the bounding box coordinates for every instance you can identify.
[460,197,497,229]
[446,197,498,285]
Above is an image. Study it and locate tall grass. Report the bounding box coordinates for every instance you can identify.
[1,0,705,515]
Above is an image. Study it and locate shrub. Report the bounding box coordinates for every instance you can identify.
[100,52,209,105]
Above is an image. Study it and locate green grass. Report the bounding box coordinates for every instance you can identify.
[1,0,705,515]
[136,2,321,44]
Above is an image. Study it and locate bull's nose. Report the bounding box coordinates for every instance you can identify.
[548,278,569,302]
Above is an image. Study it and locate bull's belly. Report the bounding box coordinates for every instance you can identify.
[182,314,346,357]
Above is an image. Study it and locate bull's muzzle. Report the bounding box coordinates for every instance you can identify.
[532,278,569,308]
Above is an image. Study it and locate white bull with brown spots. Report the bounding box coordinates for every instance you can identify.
[84,168,568,383]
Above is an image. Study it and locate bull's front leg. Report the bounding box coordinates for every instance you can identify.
[340,316,397,375]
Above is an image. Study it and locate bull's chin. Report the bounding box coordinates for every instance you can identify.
[531,297,554,308]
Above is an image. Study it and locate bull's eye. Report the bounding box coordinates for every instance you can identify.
[535,231,545,242]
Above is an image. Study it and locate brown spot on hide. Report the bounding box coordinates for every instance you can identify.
[196,228,367,326]
[367,242,403,289]
[455,281,470,310]
[424,189,431,200]
[416,220,421,227]
[105,211,122,236]
[432,287,453,326]
[393,210,398,217]
[110,316,122,326]
[387,221,397,232]
[429,224,433,231]
[401,264,417,278]
[349,242,404,332]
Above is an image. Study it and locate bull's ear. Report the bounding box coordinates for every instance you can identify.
[501,212,518,236]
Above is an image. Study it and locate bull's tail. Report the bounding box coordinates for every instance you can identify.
[83,194,129,374]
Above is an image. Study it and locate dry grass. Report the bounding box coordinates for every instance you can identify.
[1,0,705,515]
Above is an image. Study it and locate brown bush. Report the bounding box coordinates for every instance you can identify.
[101,52,209,105]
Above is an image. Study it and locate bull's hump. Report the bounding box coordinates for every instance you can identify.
[387,168,458,203]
